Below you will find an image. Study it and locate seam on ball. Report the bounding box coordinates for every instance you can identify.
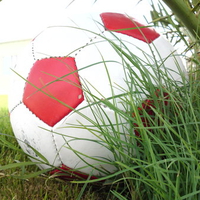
[9,101,23,114]
[74,30,105,57]
[32,41,36,61]
[50,129,62,165]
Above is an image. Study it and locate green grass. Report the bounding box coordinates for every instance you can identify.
[0,175,107,200]
[72,52,200,199]
[0,107,109,199]
[2,64,199,199]
[0,95,110,199]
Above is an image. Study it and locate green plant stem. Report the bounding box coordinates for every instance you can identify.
[162,0,200,40]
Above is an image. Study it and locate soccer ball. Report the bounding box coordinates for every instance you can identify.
[9,12,186,180]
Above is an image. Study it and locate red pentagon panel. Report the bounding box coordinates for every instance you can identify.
[50,164,98,180]
[23,57,84,127]
[100,12,160,43]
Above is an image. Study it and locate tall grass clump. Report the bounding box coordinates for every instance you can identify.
[69,32,199,199]
[71,1,200,198]
[68,1,200,199]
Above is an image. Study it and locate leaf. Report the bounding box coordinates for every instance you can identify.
[0,161,40,170]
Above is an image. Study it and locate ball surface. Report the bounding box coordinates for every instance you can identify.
[9,12,186,179]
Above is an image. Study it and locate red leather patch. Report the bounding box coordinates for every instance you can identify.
[50,164,98,180]
[100,12,160,43]
[23,57,84,127]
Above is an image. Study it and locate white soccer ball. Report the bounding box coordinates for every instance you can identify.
[9,12,186,179]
